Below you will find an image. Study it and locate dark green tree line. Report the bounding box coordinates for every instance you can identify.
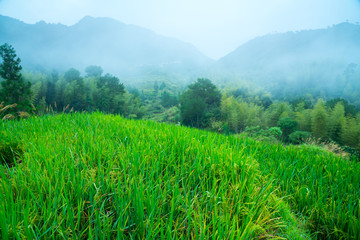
[0,43,32,112]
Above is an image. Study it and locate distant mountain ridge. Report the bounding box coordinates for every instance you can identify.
[216,22,360,102]
[1,15,360,90]
[0,15,212,78]
[219,22,360,76]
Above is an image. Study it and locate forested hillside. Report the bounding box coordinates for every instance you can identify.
[0,15,211,80]
[217,23,360,105]
[0,42,359,160]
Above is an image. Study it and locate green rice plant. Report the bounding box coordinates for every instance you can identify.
[1,112,358,239]
[232,137,360,239]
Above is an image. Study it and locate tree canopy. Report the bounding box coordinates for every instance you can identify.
[0,43,31,111]
[180,78,221,128]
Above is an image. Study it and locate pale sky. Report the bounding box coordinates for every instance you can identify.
[1,0,360,59]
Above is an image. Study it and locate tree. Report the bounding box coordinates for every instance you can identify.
[311,99,328,138]
[159,82,166,90]
[64,68,81,83]
[161,91,178,108]
[278,117,297,140]
[221,95,264,133]
[325,98,357,117]
[154,81,159,93]
[289,131,311,144]
[85,65,103,78]
[341,117,360,148]
[327,102,345,143]
[180,78,221,128]
[46,77,57,106]
[267,102,292,127]
[94,74,125,114]
[0,43,32,111]
[63,68,86,111]
[295,108,312,132]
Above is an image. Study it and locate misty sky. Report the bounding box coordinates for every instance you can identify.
[1,0,360,59]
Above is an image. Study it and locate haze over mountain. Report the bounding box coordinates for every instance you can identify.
[220,22,360,74]
[1,14,360,99]
[0,15,212,80]
[213,22,360,102]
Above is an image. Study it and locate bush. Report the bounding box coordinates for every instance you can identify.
[278,117,297,139]
[243,126,282,143]
[342,146,360,161]
[244,126,262,137]
[266,127,283,140]
[289,131,311,144]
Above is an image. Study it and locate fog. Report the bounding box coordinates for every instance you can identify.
[1,0,360,105]
[1,0,360,59]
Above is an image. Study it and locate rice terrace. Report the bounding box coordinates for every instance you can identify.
[0,113,359,239]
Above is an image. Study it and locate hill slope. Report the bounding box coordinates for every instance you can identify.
[220,23,360,73]
[0,15,212,78]
[217,23,360,101]
[1,113,360,239]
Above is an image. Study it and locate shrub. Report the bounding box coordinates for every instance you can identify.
[266,127,283,140]
[342,146,360,161]
[243,126,282,143]
[278,117,297,140]
[289,131,311,144]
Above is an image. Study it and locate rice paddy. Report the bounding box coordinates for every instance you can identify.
[0,113,359,239]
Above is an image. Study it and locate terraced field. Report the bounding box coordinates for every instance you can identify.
[1,113,359,239]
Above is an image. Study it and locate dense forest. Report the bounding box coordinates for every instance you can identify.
[1,42,359,160]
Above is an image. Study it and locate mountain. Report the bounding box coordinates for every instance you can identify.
[0,15,212,79]
[218,23,360,100]
[220,22,360,74]
[1,15,359,96]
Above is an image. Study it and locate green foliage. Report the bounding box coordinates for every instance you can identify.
[221,95,264,133]
[267,102,292,127]
[0,43,32,111]
[2,113,360,238]
[180,78,221,128]
[341,117,360,149]
[266,127,283,140]
[243,126,282,142]
[0,142,22,166]
[160,91,178,108]
[311,99,328,138]
[149,106,180,123]
[289,131,311,144]
[12,68,360,157]
[326,98,357,117]
[278,117,297,139]
[295,109,312,132]
[22,70,145,117]
[159,81,166,90]
[0,113,302,239]
[64,68,81,82]
[64,74,86,111]
[327,102,345,143]
[94,74,126,114]
[290,97,313,110]
[153,80,159,93]
[341,146,360,161]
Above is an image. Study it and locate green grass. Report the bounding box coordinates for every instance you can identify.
[0,113,359,239]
